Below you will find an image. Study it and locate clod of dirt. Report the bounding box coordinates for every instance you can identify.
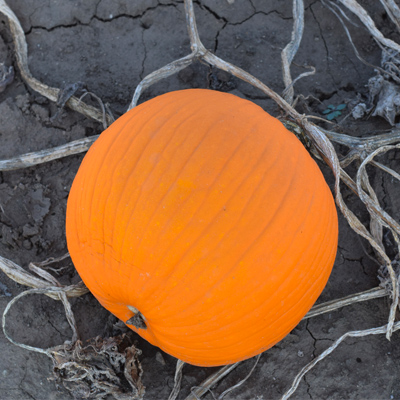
[0,63,14,92]
[27,185,51,224]
[0,280,11,296]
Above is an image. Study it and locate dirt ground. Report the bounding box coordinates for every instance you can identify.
[1,0,400,399]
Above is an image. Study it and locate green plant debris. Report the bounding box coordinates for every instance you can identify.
[322,103,346,120]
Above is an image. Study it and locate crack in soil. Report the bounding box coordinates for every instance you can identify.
[306,319,318,359]
[213,22,226,53]
[359,255,370,276]
[18,365,37,400]
[27,22,82,35]
[310,3,337,91]
[20,387,36,400]
[255,9,294,21]
[0,387,36,400]
[344,54,362,81]
[93,0,102,18]
[199,3,228,24]
[302,320,319,399]
[40,297,68,339]
[96,2,179,25]
[304,375,313,399]
[338,248,365,265]
[233,10,291,26]
[140,29,147,81]
[211,9,228,53]
[248,0,256,14]
[199,1,291,27]
[339,235,381,272]
[25,3,178,35]
[206,4,228,82]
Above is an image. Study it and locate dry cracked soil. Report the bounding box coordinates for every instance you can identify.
[1,1,400,399]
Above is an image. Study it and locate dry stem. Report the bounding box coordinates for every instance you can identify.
[338,0,400,53]
[304,287,388,319]
[380,0,400,33]
[185,363,240,400]
[281,0,305,104]
[168,360,185,400]
[0,0,112,125]
[2,288,79,354]
[0,136,99,171]
[281,321,400,400]
[0,254,88,299]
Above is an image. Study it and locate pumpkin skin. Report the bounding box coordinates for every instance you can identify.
[66,89,338,367]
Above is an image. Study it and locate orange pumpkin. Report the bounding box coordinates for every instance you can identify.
[66,89,338,366]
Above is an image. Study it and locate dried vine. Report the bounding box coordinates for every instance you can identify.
[0,0,112,125]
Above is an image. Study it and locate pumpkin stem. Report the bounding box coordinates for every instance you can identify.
[126,305,147,330]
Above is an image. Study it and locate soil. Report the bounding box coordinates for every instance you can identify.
[0,1,400,399]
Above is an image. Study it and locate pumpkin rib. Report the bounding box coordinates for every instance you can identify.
[92,99,244,305]
[151,230,334,357]
[130,113,280,303]
[79,108,162,271]
[124,95,278,282]
[278,235,334,313]
[145,171,336,348]
[137,122,252,234]
[150,206,334,346]
[113,105,204,250]
[87,108,150,224]
[141,149,320,334]
[130,123,246,265]
[138,127,281,306]
[70,106,169,296]
[148,147,302,320]
[151,208,337,339]
[99,139,143,276]
[139,166,287,313]
[107,106,191,263]
[278,197,337,300]
[117,112,218,266]
[149,300,302,364]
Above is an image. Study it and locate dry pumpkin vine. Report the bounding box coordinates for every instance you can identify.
[0,0,400,399]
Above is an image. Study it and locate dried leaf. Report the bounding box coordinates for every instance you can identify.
[51,334,145,400]
[370,78,400,125]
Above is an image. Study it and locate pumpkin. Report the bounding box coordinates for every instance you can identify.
[66,89,338,367]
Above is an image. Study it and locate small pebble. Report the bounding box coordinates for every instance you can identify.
[23,224,39,237]
[0,281,11,297]
[22,239,32,250]
[155,351,166,365]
